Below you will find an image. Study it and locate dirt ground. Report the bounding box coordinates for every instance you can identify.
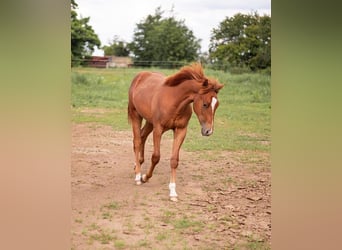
[71,123,271,249]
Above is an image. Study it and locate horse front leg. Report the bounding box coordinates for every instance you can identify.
[169,127,187,202]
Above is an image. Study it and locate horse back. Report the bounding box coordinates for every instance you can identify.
[129,72,164,94]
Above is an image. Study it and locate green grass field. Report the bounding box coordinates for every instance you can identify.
[71,67,270,152]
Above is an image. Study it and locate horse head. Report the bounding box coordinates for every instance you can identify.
[193,78,224,136]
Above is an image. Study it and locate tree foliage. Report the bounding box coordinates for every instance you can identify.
[71,0,101,66]
[209,12,271,72]
[129,7,201,67]
[103,36,130,56]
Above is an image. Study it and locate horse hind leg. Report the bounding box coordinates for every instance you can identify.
[130,110,144,185]
[142,126,162,183]
[139,121,153,165]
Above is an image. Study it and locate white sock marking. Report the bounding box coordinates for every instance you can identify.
[135,173,141,182]
[169,183,178,197]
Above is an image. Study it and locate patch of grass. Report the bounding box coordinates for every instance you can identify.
[101,211,112,220]
[161,210,176,224]
[234,240,270,250]
[71,68,147,109]
[72,108,129,130]
[89,230,115,245]
[88,223,100,231]
[238,152,270,166]
[224,176,235,186]
[137,239,151,248]
[86,222,118,245]
[183,103,270,151]
[142,215,155,234]
[218,215,231,222]
[123,218,135,234]
[155,232,168,241]
[114,240,126,249]
[72,72,105,86]
[191,174,204,181]
[74,218,83,223]
[99,201,120,220]
[172,216,204,232]
[103,201,120,210]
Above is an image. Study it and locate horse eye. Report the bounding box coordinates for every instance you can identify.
[203,103,209,108]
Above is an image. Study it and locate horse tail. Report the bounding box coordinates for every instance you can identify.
[128,72,145,124]
[127,104,133,124]
[127,82,136,125]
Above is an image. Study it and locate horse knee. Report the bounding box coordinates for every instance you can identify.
[170,157,179,169]
[151,153,160,165]
[133,138,141,150]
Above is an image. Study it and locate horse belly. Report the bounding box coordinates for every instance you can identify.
[132,87,157,122]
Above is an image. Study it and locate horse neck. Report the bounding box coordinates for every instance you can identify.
[169,80,200,110]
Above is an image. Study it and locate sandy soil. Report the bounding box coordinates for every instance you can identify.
[71,123,271,249]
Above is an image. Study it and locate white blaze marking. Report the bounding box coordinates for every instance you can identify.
[210,97,218,130]
[211,97,218,115]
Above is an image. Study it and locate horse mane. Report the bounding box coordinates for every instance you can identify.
[164,63,205,86]
[164,63,224,94]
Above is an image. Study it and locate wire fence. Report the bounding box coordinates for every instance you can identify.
[71,58,189,69]
[71,57,270,74]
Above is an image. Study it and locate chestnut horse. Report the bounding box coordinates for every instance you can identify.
[128,63,223,201]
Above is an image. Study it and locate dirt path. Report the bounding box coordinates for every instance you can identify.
[71,123,271,249]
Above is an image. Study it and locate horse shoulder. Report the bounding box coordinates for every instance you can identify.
[175,104,192,127]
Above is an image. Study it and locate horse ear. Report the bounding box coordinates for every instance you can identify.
[203,79,208,87]
[215,83,224,93]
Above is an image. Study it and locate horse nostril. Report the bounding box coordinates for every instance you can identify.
[201,127,213,136]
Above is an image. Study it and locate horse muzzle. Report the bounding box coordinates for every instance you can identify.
[201,127,213,136]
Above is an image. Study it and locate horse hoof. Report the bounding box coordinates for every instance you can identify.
[141,174,147,183]
[170,196,178,202]
[135,180,142,185]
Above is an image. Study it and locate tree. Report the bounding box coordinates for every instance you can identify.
[129,7,201,67]
[209,12,271,72]
[103,36,130,56]
[71,0,101,66]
